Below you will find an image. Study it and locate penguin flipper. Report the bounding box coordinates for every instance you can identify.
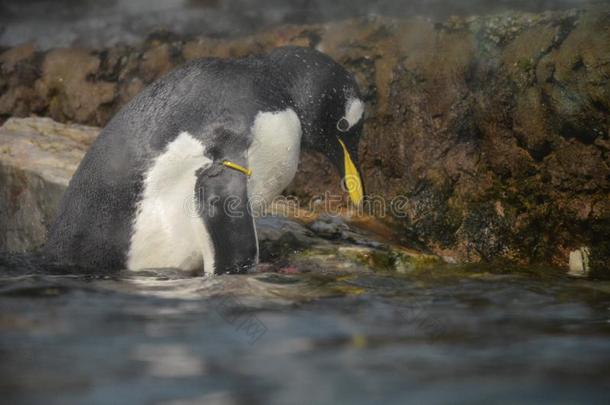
[196,163,258,275]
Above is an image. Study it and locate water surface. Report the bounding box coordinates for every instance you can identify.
[1,264,609,404]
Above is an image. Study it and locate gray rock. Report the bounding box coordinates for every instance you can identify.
[309,214,350,238]
[0,117,98,252]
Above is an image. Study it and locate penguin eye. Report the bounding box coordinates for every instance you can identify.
[337,118,350,132]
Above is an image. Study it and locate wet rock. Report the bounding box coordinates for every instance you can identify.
[568,247,590,277]
[139,42,176,82]
[0,117,98,251]
[588,218,610,280]
[308,214,351,239]
[36,48,117,124]
[256,215,320,263]
[0,43,42,117]
[0,7,608,271]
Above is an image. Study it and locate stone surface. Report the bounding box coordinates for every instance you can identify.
[0,117,98,251]
[568,247,590,277]
[0,7,608,272]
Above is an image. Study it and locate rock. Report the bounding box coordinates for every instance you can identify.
[568,246,590,277]
[309,214,351,239]
[139,43,175,82]
[0,7,608,271]
[0,117,437,273]
[36,49,117,124]
[0,117,98,251]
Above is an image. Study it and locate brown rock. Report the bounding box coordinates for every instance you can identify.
[0,43,36,73]
[0,117,98,251]
[140,43,175,82]
[36,49,117,124]
[0,8,608,271]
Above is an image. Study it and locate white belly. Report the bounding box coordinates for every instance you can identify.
[126,109,302,273]
[247,108,302,206]
[127,132,215,273]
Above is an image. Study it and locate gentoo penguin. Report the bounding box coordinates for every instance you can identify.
[43,46,365,275]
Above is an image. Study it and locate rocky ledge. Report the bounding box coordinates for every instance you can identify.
[0,7,608,274]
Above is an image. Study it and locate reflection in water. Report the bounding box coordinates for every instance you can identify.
[1,266,609,404]
[133,344,208,378]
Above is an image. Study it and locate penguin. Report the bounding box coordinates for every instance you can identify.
[43,46,366,275]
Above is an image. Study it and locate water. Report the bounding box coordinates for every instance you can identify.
[2,264,609,404]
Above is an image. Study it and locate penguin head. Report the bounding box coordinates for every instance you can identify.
[270,46,366,205]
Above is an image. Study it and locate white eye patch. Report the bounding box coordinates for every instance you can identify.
[343,98,364,130]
